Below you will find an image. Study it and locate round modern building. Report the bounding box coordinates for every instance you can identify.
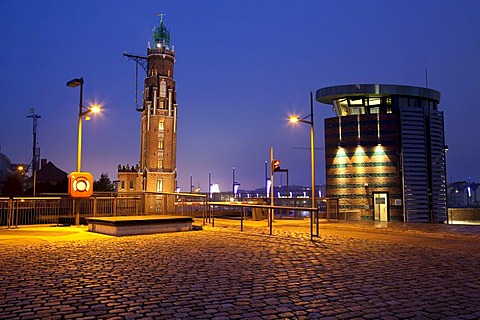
[316,84,447,223]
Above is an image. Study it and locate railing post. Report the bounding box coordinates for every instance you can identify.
[55,198,60,226]
[241,207,244,232]
[136,197,139,215]
[7,198,13,229]
[269,206,273,236]
[13,198,18,228]
[93,197,97,217]
[113,197,117,216]
[203,198,207,226]
[211,205,215,227]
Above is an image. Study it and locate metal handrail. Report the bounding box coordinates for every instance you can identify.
[208,201,319,240]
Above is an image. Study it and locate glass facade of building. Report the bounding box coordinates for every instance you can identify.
[317,84,447,223]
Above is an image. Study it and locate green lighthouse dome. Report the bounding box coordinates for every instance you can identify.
[152,14,171,49]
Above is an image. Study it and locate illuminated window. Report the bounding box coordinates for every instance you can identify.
[159,121,164,131]
[168,69,171,77]
[160,80,167,98]
[158,159,163,169]
[158,140,164,149]
[157,179,163,192]
[349,97,363,105]
[334,99,349,116]
[351,107,365,115]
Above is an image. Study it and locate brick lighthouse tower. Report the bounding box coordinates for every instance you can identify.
[118,15,178,213]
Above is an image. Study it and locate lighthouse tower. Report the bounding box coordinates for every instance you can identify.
[118,15,178,213]
[140,15,177,194]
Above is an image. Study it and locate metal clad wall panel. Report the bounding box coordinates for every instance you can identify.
[400,106,429,222]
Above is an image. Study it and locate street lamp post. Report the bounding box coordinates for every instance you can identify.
[67,77,85,172]
[208,171,211,201]
[190,174,193,193]
[67,77,102,170]
[289,92,317,240]
[264,161,268,197]
[67,77,102,225]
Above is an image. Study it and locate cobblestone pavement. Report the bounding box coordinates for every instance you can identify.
[1,225,480,319]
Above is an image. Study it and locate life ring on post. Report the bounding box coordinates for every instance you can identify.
[68,172,93,198]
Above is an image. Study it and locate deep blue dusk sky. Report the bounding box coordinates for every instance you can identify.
[1,0,479,191]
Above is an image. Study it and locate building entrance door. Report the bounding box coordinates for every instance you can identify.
[373,192,388,221]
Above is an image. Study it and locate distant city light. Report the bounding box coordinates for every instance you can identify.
[210,183,220,193]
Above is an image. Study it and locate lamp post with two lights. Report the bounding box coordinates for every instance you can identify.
[66,77,102,225]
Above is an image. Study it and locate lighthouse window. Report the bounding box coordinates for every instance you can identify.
[159,121,164,131]
[160,80,167,97]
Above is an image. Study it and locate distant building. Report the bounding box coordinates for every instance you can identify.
[317,84,447,223]
[118,15,178,213]
[0,148,27,194]
[0,151,14,194]
[25,159,67,194]
[447,181,479,208]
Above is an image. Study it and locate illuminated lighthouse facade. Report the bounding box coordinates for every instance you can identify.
[140,16,177,194]
[118,16,178,212]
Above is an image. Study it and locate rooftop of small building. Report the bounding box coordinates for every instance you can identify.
[316,84,441,105]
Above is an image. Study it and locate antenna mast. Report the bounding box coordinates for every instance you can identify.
[27,108,41,196]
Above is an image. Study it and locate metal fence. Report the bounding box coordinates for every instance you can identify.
[0,194,336,236]
[0,192,207,228]
[211,197,339,220]
[208,201,322,240]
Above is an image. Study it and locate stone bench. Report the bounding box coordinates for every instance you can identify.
[87,215,194,236]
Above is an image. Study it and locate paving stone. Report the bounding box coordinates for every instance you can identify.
[1,227,480,319]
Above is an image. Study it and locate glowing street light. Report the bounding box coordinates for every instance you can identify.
[66,77,102,172]
[288,116,300,123]
[84,104,102,121]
